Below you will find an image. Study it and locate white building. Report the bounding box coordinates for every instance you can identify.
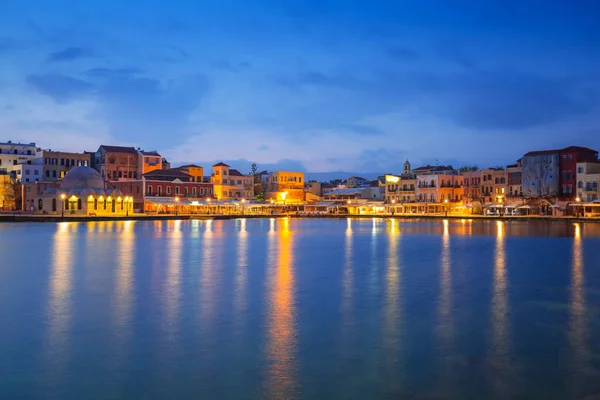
[15,158,43,183]
[0,141,42,181]
[576,161,600,202]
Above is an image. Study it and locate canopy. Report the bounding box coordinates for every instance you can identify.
[518,205,532,209]
[550,204,561,208]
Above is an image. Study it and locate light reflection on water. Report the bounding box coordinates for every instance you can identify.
[265,218,297,400]
[1,218,600,399]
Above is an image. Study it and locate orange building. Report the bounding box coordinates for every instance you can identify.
[138,150,163,174]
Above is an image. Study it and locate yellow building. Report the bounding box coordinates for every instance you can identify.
[138,150,163,175]
[177,164,204,182]
[265,171,305,204]
[384,174,416,203]
[211,162,254,200]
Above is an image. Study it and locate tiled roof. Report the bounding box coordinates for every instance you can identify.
[141,150,161,156]
[229,169,244,177]
[143,169,191,180]
[99,145,138,154]
[524,146,598,157]
[213,162,230,167]
[179,164,202,169]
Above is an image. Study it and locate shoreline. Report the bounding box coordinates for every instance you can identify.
[0,213,598,223]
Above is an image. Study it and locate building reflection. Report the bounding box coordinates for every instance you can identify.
[384,219,403,388]
[45,222,76,382]
[235,219,248,322]
[569,223,589,395]
[113,221,135,352]
[342,218,354,335]
[164,220,183,345]
[265,218,297,400]
[490,221,511,393]
[437,220,454,389]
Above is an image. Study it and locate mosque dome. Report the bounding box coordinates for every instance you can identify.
[61,166,105,190]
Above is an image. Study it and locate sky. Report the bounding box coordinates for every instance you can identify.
[1,0,599,174]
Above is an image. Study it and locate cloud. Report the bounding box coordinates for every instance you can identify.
[258,145,269,151]
[47,47,94,62]
[26,74,94,102]
[210,60,251,72]
[0,37,22,52]
[434,42,477,69]
[83,67,144,78]
[358,148,406,173]
[387,46,420,61]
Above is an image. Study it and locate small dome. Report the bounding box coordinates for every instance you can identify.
[61,167,105,190]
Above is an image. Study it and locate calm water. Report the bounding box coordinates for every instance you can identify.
[1,218,600,399]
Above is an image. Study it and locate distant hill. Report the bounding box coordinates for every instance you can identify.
[304,171,383,182]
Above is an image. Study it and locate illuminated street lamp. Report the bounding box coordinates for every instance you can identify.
[175,196,180,216]
[60,193,66,218]
[241,198,246,215]
[444,198,449,216]
[206,197,211,215]
[575,197,582,218]
[282,191,288,205]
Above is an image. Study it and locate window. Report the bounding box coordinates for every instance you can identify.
[175,186,180,195]
[53,170,57,178]
[192,187,197,195]
[578,181,583,188]
[60,158,65,166]
[158,186,162,195]
[578,166,584,173]
[77,198,82,210]
[166,186,171,195]
[60,171,65,178]
[184,187,188,195]
[148,185,153,195]
[25,170,30,175]
[94,198,98,210]
[34,170,38,175]
[52,198,56,211]
[38,199,43,210]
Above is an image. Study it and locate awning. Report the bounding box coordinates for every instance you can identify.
[550,204,561,208]
[518,205,532,209]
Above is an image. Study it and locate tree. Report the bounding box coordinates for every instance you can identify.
[0,176,16,210]
[251,163,258,176]
[458,165,479,173]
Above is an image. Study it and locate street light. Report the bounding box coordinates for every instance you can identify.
[125,196,131,217]
[206,197,211,215]
[175,196,180,216]
[282,191,288,205]
[60,193,66,218]
[241,198,246,215]
[444,198,449,217]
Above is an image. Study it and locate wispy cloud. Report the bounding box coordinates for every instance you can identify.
[47,47,94,62]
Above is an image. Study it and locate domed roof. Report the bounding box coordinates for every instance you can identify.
[61,166,105,190]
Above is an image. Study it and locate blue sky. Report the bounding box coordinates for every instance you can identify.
[1,0,599,173]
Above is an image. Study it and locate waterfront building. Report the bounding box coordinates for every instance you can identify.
[138,150,163,175]
[210,162,254,200]
[265,171,305,204]
[385,160,417,204]
[94,145,140,181]
[506,161,523,199]
[462,171,481,204]
[14,158,43,183]
[415,166,463,203]
[42,150,91,181]
[324,187,382,203]
[480,167,507,204]
[576,161,600,202]
[110,169,214,212]
[522,146,598,201]
[0,141,42,181]
[175,164,204,182]
[33,166,129,216]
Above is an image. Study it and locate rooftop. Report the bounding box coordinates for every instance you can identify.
[229,169,245,177]
[213,162,230,167]
[143,169,191,180]
[99,145,138,154]
[524,146,598,157]
[141,150,161,157]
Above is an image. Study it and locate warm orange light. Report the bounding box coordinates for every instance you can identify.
[88,195,94,201]
[60,194,66,200]
[576,197,581,203]
[175,196,180,202]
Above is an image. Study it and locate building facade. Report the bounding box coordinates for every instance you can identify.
[42,150,91,181]
[15,158,43,183]
[95,145,140,181]
[176,164,204,182]
[384,174,416,203]
[506,162,523,199]
[211,162,254,200]
[522,146,598,201]
[265,171,305,204]
[0,141,42,180]
[462,171,481,204]
[576,161,600,202]
[416,172,463,203]
[138,150,163,175]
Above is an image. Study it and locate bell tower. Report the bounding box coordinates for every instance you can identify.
[403,159,411,175]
